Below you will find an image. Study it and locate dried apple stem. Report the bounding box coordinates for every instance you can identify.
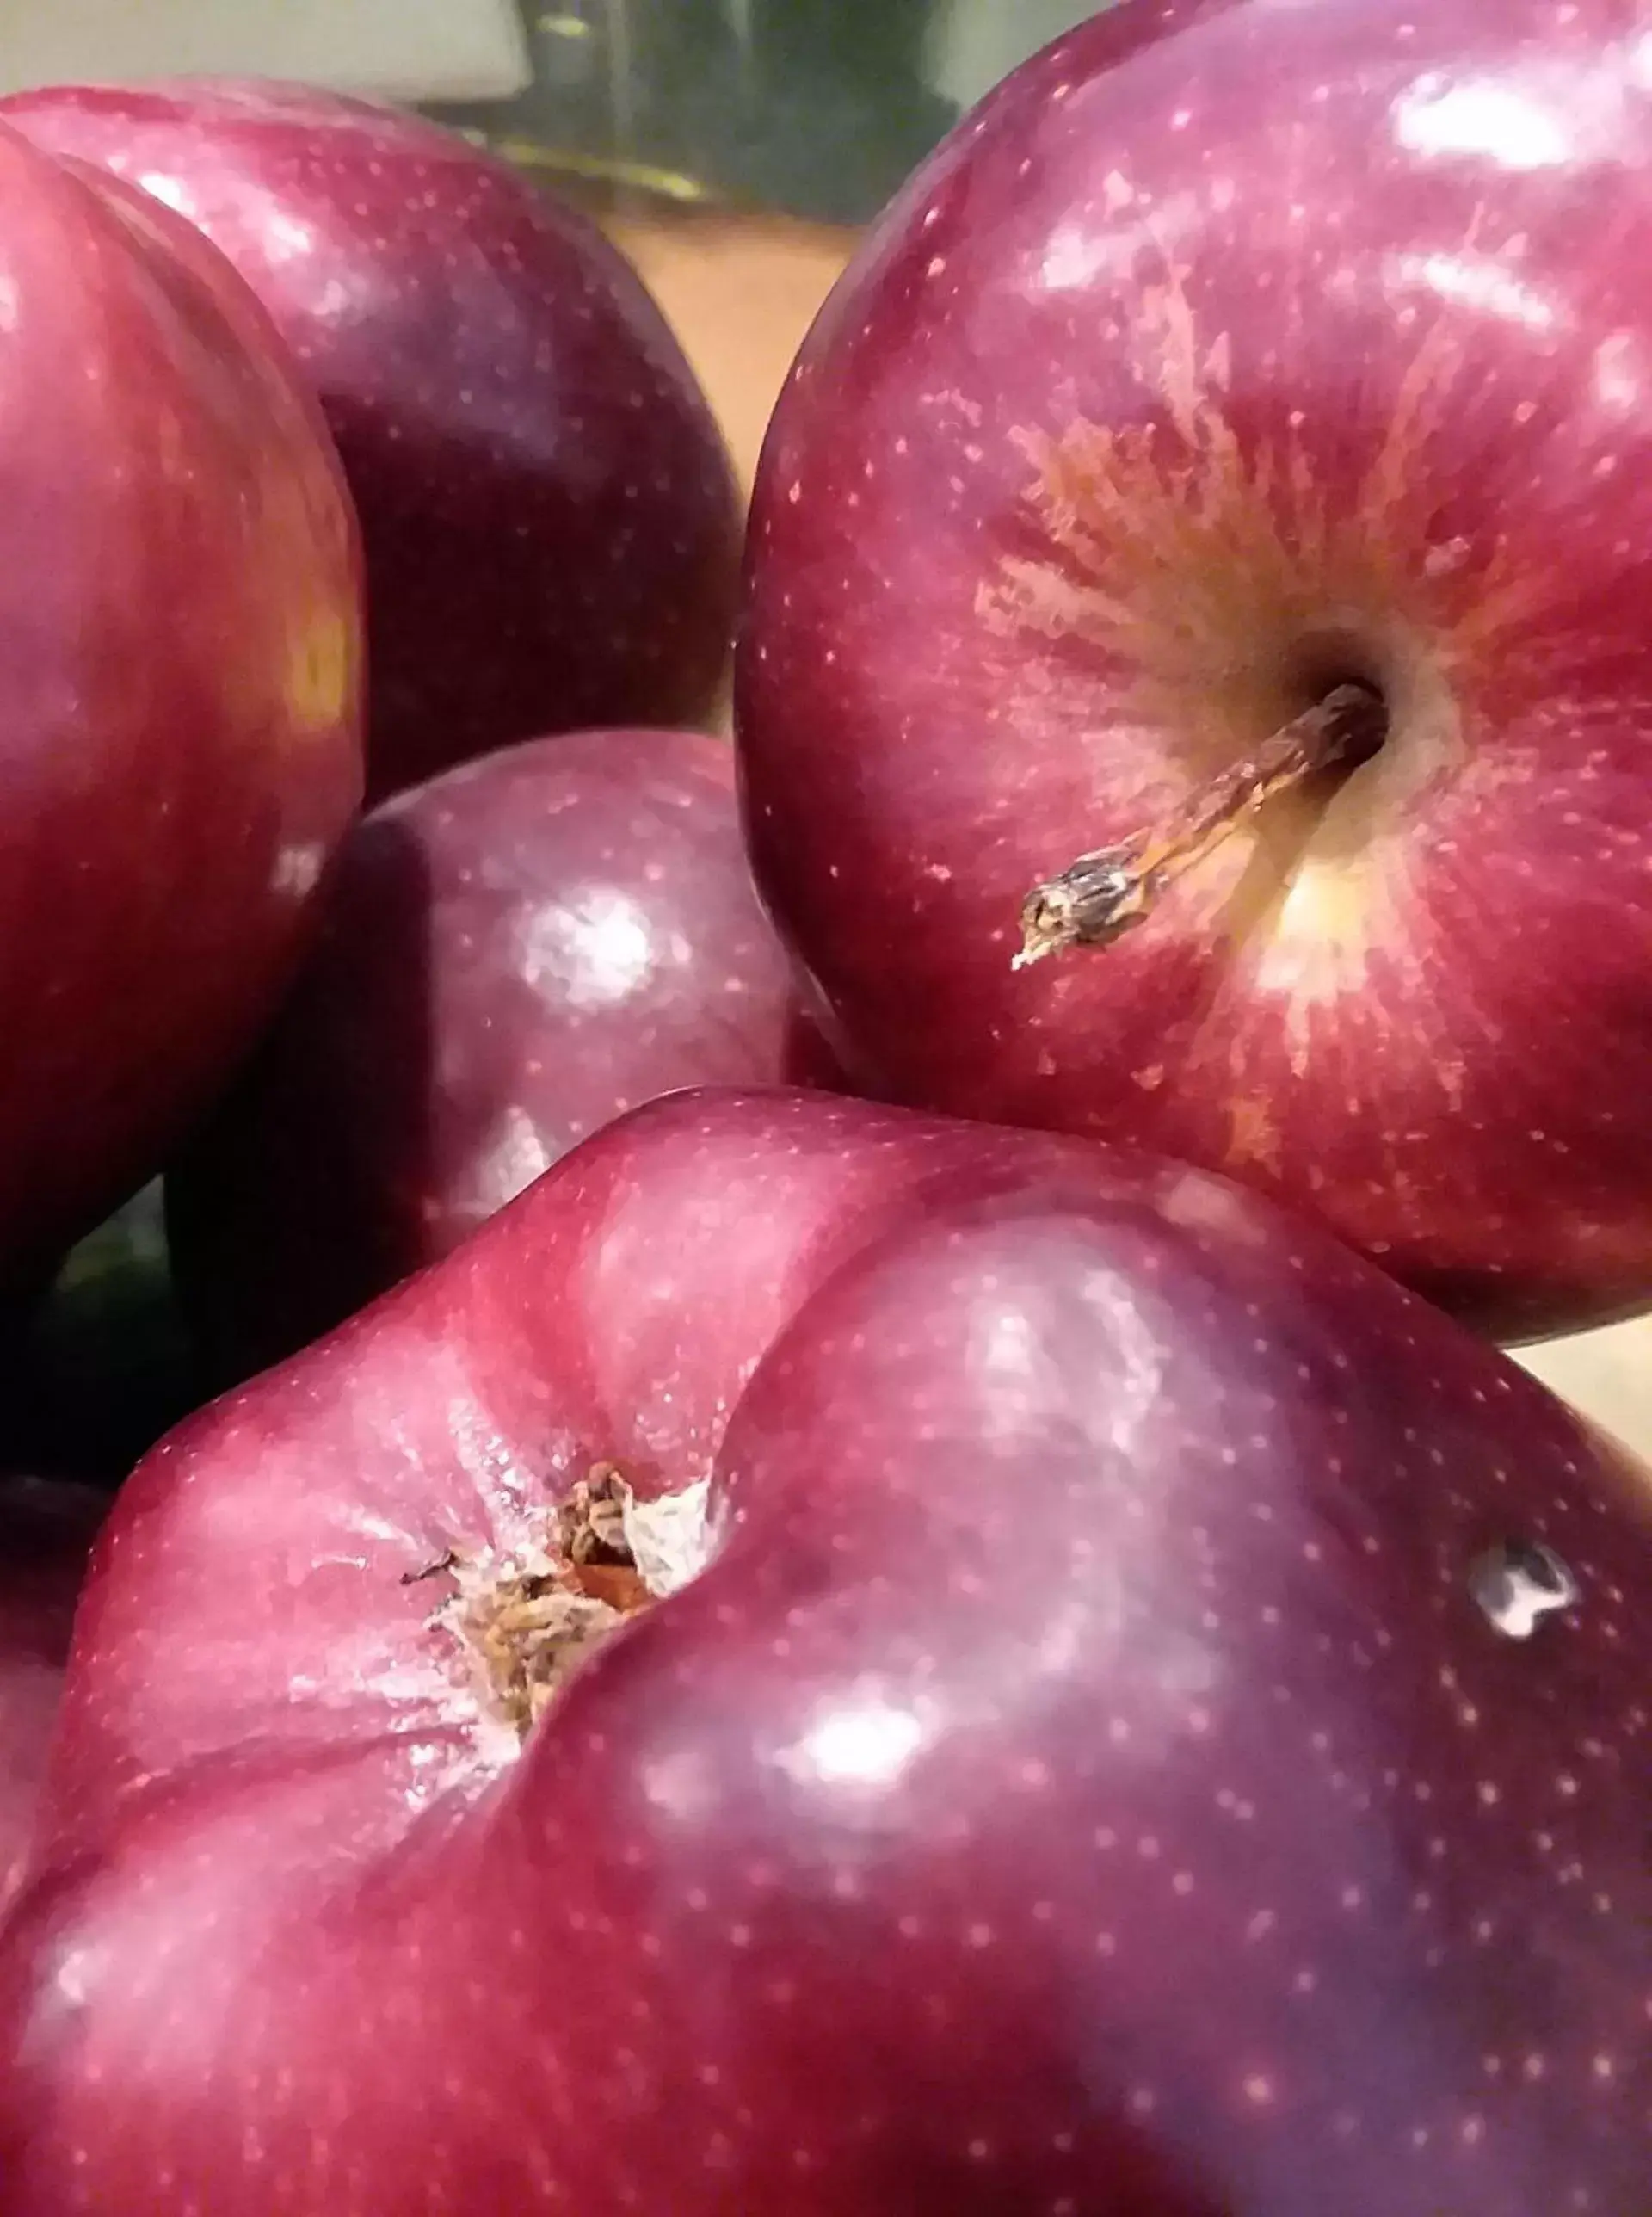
[1013,682,1386,969]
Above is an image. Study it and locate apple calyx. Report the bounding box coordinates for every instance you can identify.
[1013,680,1386,967]
[428,1467,712,1738]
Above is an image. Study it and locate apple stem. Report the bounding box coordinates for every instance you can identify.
[1012,682,1386,969]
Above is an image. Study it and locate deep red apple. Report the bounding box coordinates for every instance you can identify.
[0,1477,103,1908]
[736,0,1652,1343]
[165,726,840,1378]
[1,78,743,799]
[3,1088,1646,2214]
[0,121,361,1291]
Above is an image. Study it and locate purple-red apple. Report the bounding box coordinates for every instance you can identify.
[0,121,361,1291]
[2,1087,1646,2214]
[166,726,839,1378]
[2,78,743,799]
[0,1477,104,1907]
[736,0,1652,1343]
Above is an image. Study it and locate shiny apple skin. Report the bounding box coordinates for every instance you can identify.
[3,1088,1648,2216]
[736,0,1652,1343]
[0,1478,104,1907]
[0,126,362,1289]
[166,726,841,1379]
[1,79,742,800]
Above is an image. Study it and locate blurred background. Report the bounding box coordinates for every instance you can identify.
[0,2,1097,218]
[0,0,1645,1468]
[0,0,1103,486]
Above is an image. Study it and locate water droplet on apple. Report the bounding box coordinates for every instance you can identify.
[1467,1538,1579,1639]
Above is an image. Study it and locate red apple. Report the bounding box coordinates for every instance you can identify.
[2,1087,1646,2214]
[736,0,1652,1343]
[0,1477,104,1908]
[0,122,361,1292]
[1,78,743,800]
[166,726,841,1379]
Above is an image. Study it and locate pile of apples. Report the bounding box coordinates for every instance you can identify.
[0,7,1648,2214]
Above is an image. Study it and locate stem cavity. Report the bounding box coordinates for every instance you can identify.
[1014,682,1388,970]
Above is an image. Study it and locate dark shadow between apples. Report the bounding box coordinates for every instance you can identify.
[165,817,442,1392]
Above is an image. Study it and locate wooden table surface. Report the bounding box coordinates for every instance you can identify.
[607,201,1652,1467]
[604,204,855,497]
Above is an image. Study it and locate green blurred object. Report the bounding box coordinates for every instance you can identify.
[426,0,1103,224]
[0,1183,205,1489]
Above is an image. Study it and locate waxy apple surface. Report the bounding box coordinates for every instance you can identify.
[2,79,742,797]
[737,0,1652,1341]
[0,123,361,1288]
[0,1478,103,1906]
[167,727,840,1378]
[2,1090,1647,2215]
